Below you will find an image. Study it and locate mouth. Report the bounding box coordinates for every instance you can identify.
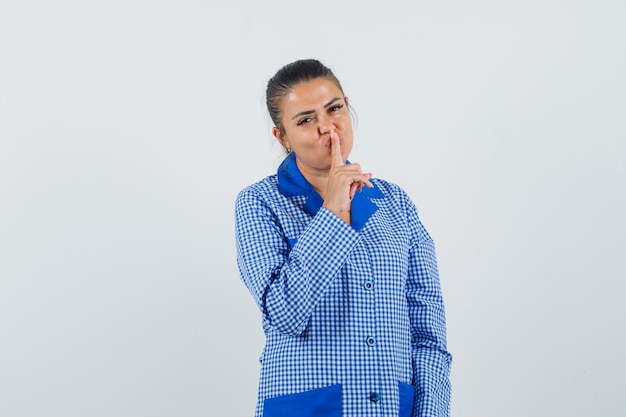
[324,137,343,148]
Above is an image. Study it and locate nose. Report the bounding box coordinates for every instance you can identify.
[317,113,334,135]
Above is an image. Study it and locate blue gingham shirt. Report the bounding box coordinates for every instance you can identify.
[235,153,452,417]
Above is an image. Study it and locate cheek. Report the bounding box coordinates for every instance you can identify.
[287,132,315,150]
[339,117,353,133]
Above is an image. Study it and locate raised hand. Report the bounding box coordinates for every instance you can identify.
[322,128,373,223]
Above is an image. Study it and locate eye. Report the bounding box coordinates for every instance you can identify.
[330,104,344,112]
[297,117,312,126]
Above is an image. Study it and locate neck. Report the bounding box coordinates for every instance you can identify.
[295,159,330,200]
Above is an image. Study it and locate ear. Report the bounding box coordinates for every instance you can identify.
[344,96,349,106]
[272,126,290,151]
[271,126,281,141]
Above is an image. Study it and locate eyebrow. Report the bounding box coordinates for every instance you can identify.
[291,97,343,120]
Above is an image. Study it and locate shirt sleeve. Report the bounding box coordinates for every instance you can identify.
[402,192,453,417]
[235,186,360,336]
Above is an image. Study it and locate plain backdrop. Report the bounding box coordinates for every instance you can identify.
[1,1,624,416]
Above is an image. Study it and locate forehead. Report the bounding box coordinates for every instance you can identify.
[282,78,344,112]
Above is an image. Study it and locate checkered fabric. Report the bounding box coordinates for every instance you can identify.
[235,153,452,417]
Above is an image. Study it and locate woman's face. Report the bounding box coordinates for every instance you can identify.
[274,77,353,173]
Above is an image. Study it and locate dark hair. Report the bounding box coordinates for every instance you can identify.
[266,59,345,134]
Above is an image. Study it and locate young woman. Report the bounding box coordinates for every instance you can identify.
[235,59,452,417]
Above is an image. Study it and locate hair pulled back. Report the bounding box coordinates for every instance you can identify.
[266,59,344,134]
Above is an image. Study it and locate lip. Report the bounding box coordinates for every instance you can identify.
[324,137,343,148]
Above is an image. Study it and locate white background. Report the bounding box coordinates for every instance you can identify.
[1,1,624,416]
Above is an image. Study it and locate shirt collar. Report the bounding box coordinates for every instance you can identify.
[277,152,385,231]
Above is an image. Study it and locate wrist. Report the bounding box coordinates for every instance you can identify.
[322,204,351,224]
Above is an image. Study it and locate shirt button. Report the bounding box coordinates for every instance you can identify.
[366,336,375,346]
[369,392,380,402]
[363,281,373,290]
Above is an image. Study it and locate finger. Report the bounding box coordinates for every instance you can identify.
[342,163,373,188]
[363,172,374,188]
[329,128,344,167]
[349,182,359,199]
[354,178,370,195]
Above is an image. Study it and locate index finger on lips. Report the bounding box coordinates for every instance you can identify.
[330,128,344,167]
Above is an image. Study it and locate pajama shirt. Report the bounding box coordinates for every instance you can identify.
[235,152,451,417]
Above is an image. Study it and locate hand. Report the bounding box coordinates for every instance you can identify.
[322,129,373,220]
